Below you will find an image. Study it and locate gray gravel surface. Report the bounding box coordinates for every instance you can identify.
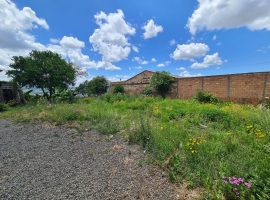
[0,119,179,200]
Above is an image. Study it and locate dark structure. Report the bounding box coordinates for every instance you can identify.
[0,81,19,102]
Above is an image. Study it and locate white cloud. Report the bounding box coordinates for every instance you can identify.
[176,67,186,71]
[141,61,148,65]
[179,70,202,77]
[170,40,176,46]
[89,10,135,62]
[151,58,156,62]
[187,0,270,35]
[216,42,222,46]
[107,75,130,82]
[48,36,121,70]
[165,61,171,65]
[191,53,223,69]
[157,63,165,67]
[0,0,50,80]
[142,19,163,39]
[133,57,148,64]
[170,43,209,60]
[50,38,60,44]
[135,66,142,69]
[213,35,217,40]
[132,45,139,52]
[0,0,48,51]
[157,61,171,68]
[60,36,85,49]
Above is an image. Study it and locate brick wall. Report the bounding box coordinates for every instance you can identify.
[177,72,270,104]
[110,71,270,104]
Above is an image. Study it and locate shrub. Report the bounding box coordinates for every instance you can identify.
[7,99,19,107]
[112,84,124,94]
[150,71,174,98]
[141,85,154,96]
[0,102,8,112]
[195,89,218,103]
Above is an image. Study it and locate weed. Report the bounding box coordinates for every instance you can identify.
[138,160,143,167]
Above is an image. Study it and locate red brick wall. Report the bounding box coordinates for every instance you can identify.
[177,72,270,104]
[110,71,270,104]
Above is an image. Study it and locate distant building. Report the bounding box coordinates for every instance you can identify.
[0,81,20,102]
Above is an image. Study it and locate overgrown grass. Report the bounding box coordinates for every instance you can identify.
[1,93,270,199]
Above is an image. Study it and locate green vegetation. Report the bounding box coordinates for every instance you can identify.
[6,50,77,102]
[86,76,109,96]
[1,93,270,199]
[150,71,174,98]
[112,84,124,94]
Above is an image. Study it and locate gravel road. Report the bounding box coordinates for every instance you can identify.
[0,119,179,200]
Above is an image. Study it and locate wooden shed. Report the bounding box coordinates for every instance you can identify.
[0,81,20,102]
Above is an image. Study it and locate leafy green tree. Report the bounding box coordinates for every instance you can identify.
[6,50,76,102]
[87,76,109,95]
[75,80,89,95]
[150,71,174,98]
[112,84,124,94]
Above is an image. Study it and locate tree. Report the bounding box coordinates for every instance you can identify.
[150,71,174,98]
[6,50,76,102]
[87,76,109,95]
[112,84,124,94]
[75,80,89,96]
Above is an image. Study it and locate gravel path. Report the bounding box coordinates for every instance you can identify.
[0,119,179,200]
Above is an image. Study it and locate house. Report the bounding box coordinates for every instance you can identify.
[110,70,178,97]
[0,70,20,102]
[0,81,20,102]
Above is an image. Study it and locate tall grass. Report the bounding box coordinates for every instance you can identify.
[1,93,269,199]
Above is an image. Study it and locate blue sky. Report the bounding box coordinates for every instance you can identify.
[1,0,270,84]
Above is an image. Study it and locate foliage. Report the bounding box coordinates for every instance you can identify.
[194,89,218,103]
[87,76,109,96]
[0,103,8,112]
[75,80,88,96]
[150,71,174,98]
[7,50,77,102]
[7,99,19,107]
[1,96,270,199]
[141,85,154,96]
[112,84,124,94]
[52,87,77,103]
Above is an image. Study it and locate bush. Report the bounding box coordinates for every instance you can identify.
[7,99,19,107]
[0,103,8,112]
[112,84,124,94]
[195,89,218,103]
[141,85,154,96]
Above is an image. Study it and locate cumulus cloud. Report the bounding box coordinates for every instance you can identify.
[48,36,121,70]
[176,67,186,70]
[157,63,165,67]
[0,0,50,80]
[142,19,163,39]
[132,45,139,52]
[191,53,223,69]
[133,57,148,65]
[170,43,209,60]
[179,70,202,77]
[213,35,217,40]
[135,66,142,69]
[0,0,48,51]
[89,9,135,63]
[151,58,156,62]
[187,0,270,35]
[157,61,171,67]
[107,75,130,82]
